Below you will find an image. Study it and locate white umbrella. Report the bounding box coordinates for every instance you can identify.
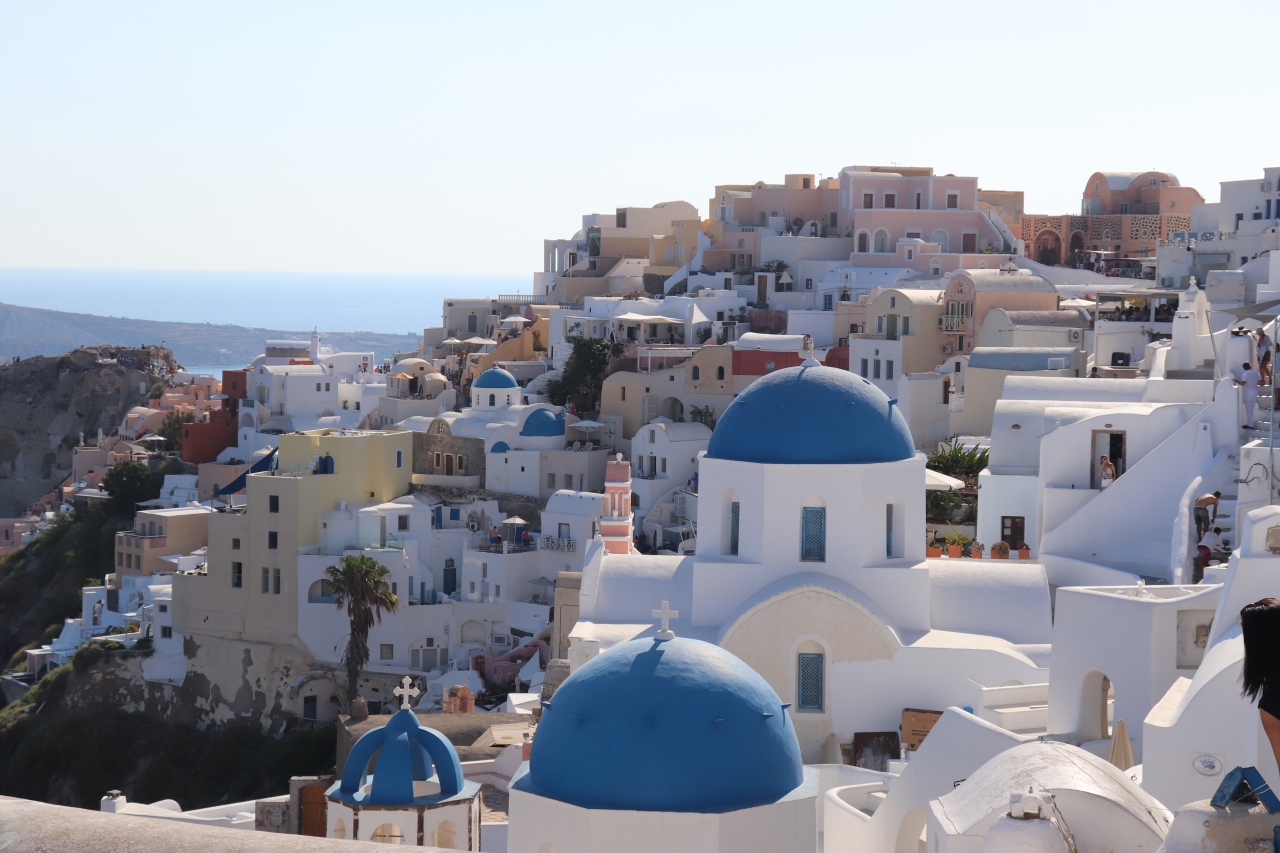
[501,516,529,526]
[209,393,229,401]
[925,469,965,491]
[570,419,606,430]
[502,315,531,324]
[137,435,168,443]
[467,337,498,346]
[442,337,463,345]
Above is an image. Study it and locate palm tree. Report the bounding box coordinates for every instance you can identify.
[325,554,398,711]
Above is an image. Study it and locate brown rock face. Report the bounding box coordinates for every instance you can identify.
[0,349,158,516]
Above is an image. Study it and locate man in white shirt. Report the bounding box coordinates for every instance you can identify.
[1199,526,1224,554]
[1239,362,1262,429]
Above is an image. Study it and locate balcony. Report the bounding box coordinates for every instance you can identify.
[539,536,576,553]
[476,540,538,554]
[116,532,168,550]
[941,315,970,333]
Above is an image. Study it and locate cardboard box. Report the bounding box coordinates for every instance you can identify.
[901,708,944,752]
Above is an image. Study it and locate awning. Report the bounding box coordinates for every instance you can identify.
[925,469,965,491]
[613,313,684,324]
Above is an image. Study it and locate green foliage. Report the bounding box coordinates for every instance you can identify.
[157,455,188,477]
[101,461,163,517]
[941,525,973,546]
[991,541,1011,557]
[82,577,101,588]
[133,635,152,651]
[155,411,196,451]
[21,663,71,708]
[925,488,964,523]
[71,644,103,673]
[324,554,397,709]
[0,507,121,668]
[542,337,624,409]
[39,623,62,645]
[927,438,990,479]
[148,380,166,399]
[0,710,335,810]
[100,640,125,651]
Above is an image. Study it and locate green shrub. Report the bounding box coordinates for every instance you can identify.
[71,644,103,673]
[100,641,124,652]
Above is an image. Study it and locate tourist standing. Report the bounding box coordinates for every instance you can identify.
[1239,599,1280,770]
[1239,362,1262,429]
[1098,455,1117,489]
[1193,491,1221,540]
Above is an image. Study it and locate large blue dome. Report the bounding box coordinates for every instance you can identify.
[527,637,804,813]
[474,367,519,389]
[706,362,915,464]
[520,409,565,437]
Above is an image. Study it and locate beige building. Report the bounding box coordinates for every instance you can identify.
[940,268,1059,357]
[173,429,413,648]
[599,345,734,445]
[114,506,211,578]
[847,289,945,397]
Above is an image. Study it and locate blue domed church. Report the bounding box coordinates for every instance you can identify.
[566,361,1055,765]
[325,679,482,847]
[509,624,818,853]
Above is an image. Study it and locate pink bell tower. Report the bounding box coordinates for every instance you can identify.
[601,453,636,555]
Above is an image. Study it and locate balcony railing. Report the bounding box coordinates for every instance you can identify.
[476,540,538,554]
[540,536,576,553]
[941,315,970,333]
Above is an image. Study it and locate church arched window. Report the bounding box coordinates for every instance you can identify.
[691,365,700,380]
[797,642,825,711]
[800,505,826,562]
[488,393,496,406]
[717,366,725,380]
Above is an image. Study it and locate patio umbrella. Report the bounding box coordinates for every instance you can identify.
[925,469,965,491]
[137,435,168,443]
[570,419,606,430]
[209,393,229,401]
[501,516,529,526]
[1106,719,1134,771]
[502,315,531,325]
[527,577,556,587]
[467,337,498,346]
[442,337,463,345]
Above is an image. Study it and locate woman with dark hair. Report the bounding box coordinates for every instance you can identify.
[1241,598,1280,765]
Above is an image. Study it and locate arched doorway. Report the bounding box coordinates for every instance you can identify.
[931,230,949,253]
[1079,670,1114,741]
[660,397,684,421]
[874,230,890,253]
[896,808,928,853]
[370,823,403,844]
[432,820,457,848]
[1035,231,1063,266]
[1069,232,1085,263]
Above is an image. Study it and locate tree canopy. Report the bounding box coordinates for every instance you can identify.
[543,336,624,409]
[100,461,162,517]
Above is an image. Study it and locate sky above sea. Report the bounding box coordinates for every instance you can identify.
[0,267,528,336]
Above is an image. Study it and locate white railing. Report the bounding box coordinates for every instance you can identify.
[540,536,576,553]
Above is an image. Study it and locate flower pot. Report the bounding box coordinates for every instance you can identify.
[1018,549,1031,559]
[925,546,943,558]
[946,545,962,558]
[970,549,983,559]
[992,551,1008,559]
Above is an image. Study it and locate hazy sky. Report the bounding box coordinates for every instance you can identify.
[0,1,1273,277]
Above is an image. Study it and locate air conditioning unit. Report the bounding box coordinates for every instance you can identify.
[467,522,478,532]
[942,344,953,354]
[1069,329,1082,342]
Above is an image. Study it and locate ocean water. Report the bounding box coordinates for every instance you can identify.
[0,267,530,335]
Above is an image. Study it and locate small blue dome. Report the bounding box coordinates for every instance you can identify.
[330,708,465,807]
[707,363,914,465]
[490,441,510,454]
[474,368,519,389]
[528,637,803,813]
[521,409,566,437]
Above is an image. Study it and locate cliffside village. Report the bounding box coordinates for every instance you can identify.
[10,164,1280,852]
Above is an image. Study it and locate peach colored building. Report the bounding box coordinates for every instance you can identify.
[0,517,39,557]
[113,505,211,578]
[939,267,1059,358]
[600,456,637,555]
[1021,171,1201,266]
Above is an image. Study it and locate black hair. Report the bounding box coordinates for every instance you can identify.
[1241,598,1280,702]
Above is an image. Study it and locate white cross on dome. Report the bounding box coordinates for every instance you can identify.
[652,600,678,641]
[393,675,420,710]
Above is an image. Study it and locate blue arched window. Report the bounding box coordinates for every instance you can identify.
[691,366,700,380]
[488,393,496,406]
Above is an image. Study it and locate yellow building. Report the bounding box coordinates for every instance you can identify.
[173,429,413,647]
[599,346,735,442]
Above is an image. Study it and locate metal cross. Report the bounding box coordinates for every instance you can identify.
[393,675,420,710]
[652,600,678,641]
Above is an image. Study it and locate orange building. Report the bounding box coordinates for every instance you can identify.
[1021,171,1200,267]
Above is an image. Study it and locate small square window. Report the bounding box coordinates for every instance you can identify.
[398,515,409,531]
[380,644,394,661]
[158,604,167,613]
[231,538,240,550]
[161,626,173,639]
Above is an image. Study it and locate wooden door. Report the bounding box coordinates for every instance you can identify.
[299,785,327,837]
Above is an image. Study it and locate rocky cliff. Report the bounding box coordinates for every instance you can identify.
[0,349,153,516]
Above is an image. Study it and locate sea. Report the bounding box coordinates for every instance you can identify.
[0,266,529,373]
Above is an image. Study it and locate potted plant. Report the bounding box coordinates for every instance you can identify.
[943,526,972,558]
[1017,542,1031,559]
[969,541,984,559]
[991,541,1010,559]
[925,535,942,558]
